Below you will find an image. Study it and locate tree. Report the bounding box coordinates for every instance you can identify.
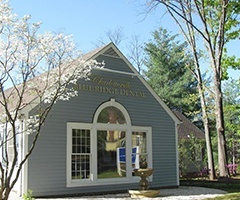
[179,134,206,178]
[144,28,199,116]
[146,0,240,178]
[94,29,145,74]
[93,26,126,47]
[126,34,144,74]
[0,1,102,199]
[223,79,240,166]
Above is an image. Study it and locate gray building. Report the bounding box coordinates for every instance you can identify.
[3,43,181,197]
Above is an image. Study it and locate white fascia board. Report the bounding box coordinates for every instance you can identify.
[90,43,181,125]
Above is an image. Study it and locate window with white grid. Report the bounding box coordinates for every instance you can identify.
[71,129,90,180]
[66,99,152,187]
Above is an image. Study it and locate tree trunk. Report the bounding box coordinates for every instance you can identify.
[150,0,230,178]
[215,0,229,178]
[200,91,216,180]
[1,186,11,200]
[214,75,229,177]
[196,71,216,180]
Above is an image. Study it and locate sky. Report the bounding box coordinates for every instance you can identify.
[9,0,240,80]
[10,0,165,53]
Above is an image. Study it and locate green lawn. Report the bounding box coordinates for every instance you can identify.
[206,193,240,200]
[181,177,240,200]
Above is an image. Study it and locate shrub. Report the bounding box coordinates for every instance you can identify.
[22,190,35,200]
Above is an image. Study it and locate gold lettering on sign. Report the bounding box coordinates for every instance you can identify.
[92,75,131,89]
[73,75,146,98]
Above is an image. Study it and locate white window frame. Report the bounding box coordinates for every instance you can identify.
[0,121,21,167]
[66,99,152,187]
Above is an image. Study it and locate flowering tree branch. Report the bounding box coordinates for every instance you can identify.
[0,1,104,199]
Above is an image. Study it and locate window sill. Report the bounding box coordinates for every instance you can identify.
[67,176,152,188]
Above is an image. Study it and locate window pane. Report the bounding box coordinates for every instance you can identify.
[97,130,126,178]
[71,155,90,180]
[72,129,90,153]
[97,106,126,124]
[132,132,147,171]
[132,132,147,153]
[71,129,91,180]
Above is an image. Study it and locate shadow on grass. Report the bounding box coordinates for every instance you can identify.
[205,193,240,200]
[181,178,240,200]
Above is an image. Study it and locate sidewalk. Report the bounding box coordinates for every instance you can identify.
[9,186,227,200]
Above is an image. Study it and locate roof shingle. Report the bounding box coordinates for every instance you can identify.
[173,110,205,140]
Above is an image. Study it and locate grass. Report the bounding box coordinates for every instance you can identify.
[181,176,240,200]
[189,181,239,193]
[206,193,240,200]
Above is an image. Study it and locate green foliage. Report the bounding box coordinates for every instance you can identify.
[149,0,240,178]
[209,79,240,170]
[179,139,190,176]
[206,193,240,200]
[144,28,200,116]
[222,53,240,80]
[200,0,240,80]
[179,134,205,177]
[194,0,240,42]
[22,190,35,200]
[224,0,240,41]
[223,79,240,164]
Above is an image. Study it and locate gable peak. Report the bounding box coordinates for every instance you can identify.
[102,46,120,58]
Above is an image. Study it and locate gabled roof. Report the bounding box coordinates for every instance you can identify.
[0,71,50,114]
[1,42,181,125]
[88,43,181,124]
[173,110,205,140]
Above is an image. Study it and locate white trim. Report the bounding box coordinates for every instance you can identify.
[90,43,181,125]
[66,99,152,187]
[93,98,131,126]
[175,123,180,186]
[21,129,28,195]
[66,123,93,187]
[94,67,141,77]
[17,99,40,195]
[0,118,28,196]
[19,111,29,196]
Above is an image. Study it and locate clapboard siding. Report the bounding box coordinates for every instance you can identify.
[96,55,134,73]
[27,49,178,196]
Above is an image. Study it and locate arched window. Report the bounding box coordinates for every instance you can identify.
[97,106,126,124]
[93,99,130,179]
[67,99,152,187]
[93,98,131,125]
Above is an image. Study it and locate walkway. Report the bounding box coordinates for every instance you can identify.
[9,186,227,200]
